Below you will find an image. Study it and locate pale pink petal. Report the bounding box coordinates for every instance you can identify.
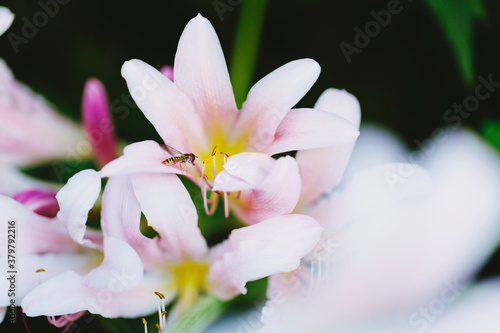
[131,173,208,260]
[314,88,361,128]
[0,252,102,306]
[56,169,102,249]
[308,163,433,228]
[161,66,174,82]
[344,125,407,179]
[22,270,170,318]
[100,141,181,177]
[84,237,143,291]
[214,153,302,225]
[82,78,119,167]
[0,307,5,323]
[0,165,58,197]
[174,14,237,125]
[213,153,275,191]
[236,59,321,151]
[101,176,165,266]
[0,195,79,254]
[295,145,354,211]
[264,108,359,156]
[425,279,500,333]
[14,189,59,217]
[419,130,500,286]
[295,89,361,209]
[0,60,86,166]
[208,214,322,300]
[121,59,205,151]
[0,7,14,36]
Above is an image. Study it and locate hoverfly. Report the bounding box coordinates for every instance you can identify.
[161,145,198,173]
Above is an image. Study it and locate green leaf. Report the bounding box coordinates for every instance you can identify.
[483,119,500,152]
[424,0,486,86]
[164,296,226,333]
[230,0,268,108]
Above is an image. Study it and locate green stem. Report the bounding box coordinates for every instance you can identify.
[230,0,269,108]
[163,296,226,333]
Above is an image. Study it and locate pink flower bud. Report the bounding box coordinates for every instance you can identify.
[82,78,119,167]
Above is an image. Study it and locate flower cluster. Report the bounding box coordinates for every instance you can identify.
[1,9,500,333]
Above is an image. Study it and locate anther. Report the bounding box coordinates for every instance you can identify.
[154,291,165,299]
[36,269,45,273]
[156,323,162,332]
[220,151,230,158]
[143,318,148,333]
[211,146,217,156]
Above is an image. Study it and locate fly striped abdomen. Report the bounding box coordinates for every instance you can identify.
[162,156,183,165]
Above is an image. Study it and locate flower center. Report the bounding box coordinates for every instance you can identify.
[168,261,210,315]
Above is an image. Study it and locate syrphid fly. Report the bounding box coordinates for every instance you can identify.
[161,145,197,169]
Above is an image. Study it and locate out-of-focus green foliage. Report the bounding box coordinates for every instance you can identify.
[164,296,226,333]
[230,0,268,108]
[483,119,500,152]
[424,0,486,86]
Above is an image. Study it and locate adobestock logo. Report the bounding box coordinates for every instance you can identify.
[340,0,411,64]
[7,0,71,54]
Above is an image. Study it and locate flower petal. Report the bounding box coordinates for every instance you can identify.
[264,108,359,156]
[0,251,101,307]
[21,270,169,318]
[214,153,302,225]
[121,59,205,151]
[174,14,237,125]
[344,125,407,180]
[308,162,433,228]
[0,60,86,166]
[314,88,361,128]
[0,195,79,254]
[420,130,500,284]
[208,214,322,300]
[84,237,143,292]
[0,7,14,36]
[82,78,119,167]
[130,173,208,260]
[425,279,500,333]
[14,189,59,217]
[0,165,58,197]
[56,169,102,249]
[100,141,181,178]
[237,59,321,151]
[101,176,165,266]
[294,89,361,209]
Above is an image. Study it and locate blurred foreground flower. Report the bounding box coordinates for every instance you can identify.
[208,128,500,333]
[102,14,358,224]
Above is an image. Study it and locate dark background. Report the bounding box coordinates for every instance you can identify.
[1,0,500,332]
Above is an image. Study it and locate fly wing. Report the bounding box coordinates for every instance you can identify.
[160,144,183,157]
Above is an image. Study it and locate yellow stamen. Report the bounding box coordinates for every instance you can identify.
[211,146,217,156]
[154,291,165,299]
[142,318,147,325]
[219,151,230,157]
[36,269,45,273]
